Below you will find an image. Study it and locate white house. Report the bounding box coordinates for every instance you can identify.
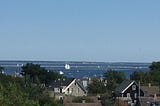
[49,78,87,99]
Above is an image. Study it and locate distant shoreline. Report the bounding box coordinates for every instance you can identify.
[0,60,151,64]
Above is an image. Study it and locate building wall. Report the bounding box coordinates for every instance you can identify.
[122,82,144,105]
[63,96,102,106]
[82,80,88,88]
[48,91,55,97]
[54,88,59,93]
[64,80,86,96]
[65,103,102,106]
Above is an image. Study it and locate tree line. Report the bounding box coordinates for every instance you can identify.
[87,61,160,106]
[0,63,64,106]
[88,62,160,95]
[0,61,160,106]
[130,61,160,85]
[22,63,64,86]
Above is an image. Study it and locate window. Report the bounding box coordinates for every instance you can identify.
[127,93,130,98]
[71,88,73,93]
[135,93,137,98]
[59,96,63,100]
[60,88,62,93]
[132,85,136,91]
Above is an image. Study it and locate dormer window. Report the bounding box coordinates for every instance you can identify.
[132,85,136,91]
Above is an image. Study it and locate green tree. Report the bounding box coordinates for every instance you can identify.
[100,92,115,106]
[0,73,64,106]
[0,66,4,74]
[130,71,151,85]
[149,61,160,85]
[149,62,160,71]
[0,81,39,106]
[22,63,42,84]
[87,77,106,95]
[130,61,160,85]
[22,63,64,85]
[104,70,126,91]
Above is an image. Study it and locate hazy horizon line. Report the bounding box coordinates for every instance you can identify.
[0,59,152,63]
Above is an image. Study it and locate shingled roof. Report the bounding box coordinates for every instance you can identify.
[141,86,160,97]
[115,80,136,95]
[76,80,87,93]
[49,78,87,94]
[50,78,75,88]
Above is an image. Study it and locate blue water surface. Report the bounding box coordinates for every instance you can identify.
[0,61,150,78]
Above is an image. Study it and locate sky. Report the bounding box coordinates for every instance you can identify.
[0,0,160,62]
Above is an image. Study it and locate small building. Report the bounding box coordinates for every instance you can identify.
[115,80,144,106]
[49,78,87,99]
[141,84,160,97]
[63,96,102,106]
[77,77,92,89]
[140,84,160,106]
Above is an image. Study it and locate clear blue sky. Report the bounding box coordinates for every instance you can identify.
[0,0,160,62]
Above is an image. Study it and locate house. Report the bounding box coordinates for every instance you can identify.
[141,84,160,97]
[49,78,87,99]
[140,97,160,106]
[140,84,160,106]
[63,96,102,106]
[115,80,144,106]
[77,77,92,89]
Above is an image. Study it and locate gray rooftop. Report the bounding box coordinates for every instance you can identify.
[50,78,75,88]
[115,80,135,94]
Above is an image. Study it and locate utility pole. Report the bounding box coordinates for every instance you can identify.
[139,81,141,106]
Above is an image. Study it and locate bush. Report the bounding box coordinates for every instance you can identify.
[72,96,94,103]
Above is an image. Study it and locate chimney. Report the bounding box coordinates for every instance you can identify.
[148,83,151,88]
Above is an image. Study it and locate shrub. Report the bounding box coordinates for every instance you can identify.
[72,96,94,103]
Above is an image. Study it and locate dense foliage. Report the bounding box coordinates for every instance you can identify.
[0,63,64,106]
[104,70,126,91]
[87,77,106,95]
[100,92,115,106]
[72,96,94,103]
[130,61,160,85]
[2,61,160,106]
[149,62,160,85]
[130,71,151,85]
[87,70,126,95]
[22,63,64,85]
[87,70,126,106]
[0,74,39,106]
[0,66,4,74]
